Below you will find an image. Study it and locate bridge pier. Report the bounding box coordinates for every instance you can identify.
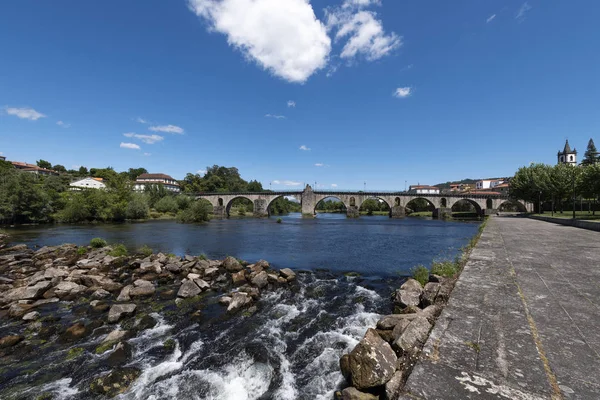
[433,208,452,219]
[346,206,360,218]
[391,206,405,219]
[213,205,226,219]
[253,199,269,218]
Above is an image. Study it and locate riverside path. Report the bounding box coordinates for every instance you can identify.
[400,216,600,399]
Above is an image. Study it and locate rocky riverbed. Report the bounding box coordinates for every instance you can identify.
[0,234,399,399]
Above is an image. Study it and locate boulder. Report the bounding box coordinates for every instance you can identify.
[435,279,454,304]
[393,279,423,308]
[140,261,162,274]
[223,256,243,272]
[22,311,40,321]
[90,367,141,398]
[376,314,420,330]
[80,275,122,292]
[61,322,88,342]
[194,279,210,290]
[219,296,232,306]
[54,281,87,299]
[341,387,379,400]
[106,342,132,367]
[384,370,406,400]
[3,281,52,302]
[421,304,442,324]
[44,267,69,279]
[204,267,219,279]
[251,271,269,289]
[177,280,201,298]
[77,259,101,269]
[8,303,35,318]
[165,263,182,273]
[91,289,111,299]
[117,285,132,302]
[186,273,201,280]
[393,316,432,355]
[421,282,441,307]
[232,270,246,285]
[340,328,397,390]
[0,335,23,348]
[391,319,412,341]
[108,304,136,323]
[227,292,252,313]
[280,268,296,281]
[136,315,157,331]
[103,329,128,344]
[130,280,155,298]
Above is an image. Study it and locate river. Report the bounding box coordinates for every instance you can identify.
[0,215,480,399]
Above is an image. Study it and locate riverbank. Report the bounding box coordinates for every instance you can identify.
[399,216,600,399]
[529,214,600,232]
[336,219,488,399]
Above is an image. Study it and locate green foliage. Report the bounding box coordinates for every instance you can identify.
[127,167,148,181]
[126,194,149,220]
[180,165,263,193]
[90,237,108,248]
[406,198,434,214]
[0,169,53,224]
[237,206,246,216]
[108,244,128,257]
[77,247,88,256]
[582,139,599,166]
[176,195,192,211]
[144,184,168,207]
[431,260,459,277]
[138,245,153,257]
[411,265,429,286]
[154,196,179,213]
[269,197,301,214]
[316,198,346,212]
[36,159,52,169]
[177,200,210,223]
[52,164,67,173]
[198,254,208,260]
[359,198,390,214]
[276,218,282,223]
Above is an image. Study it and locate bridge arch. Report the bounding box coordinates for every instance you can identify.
[314,195,349,215]
[266,195,301,216]
[405,197,436,215]
[225,196,254,217]
[449,198,483,215]
[359,196,392,216]
[498,200,527,212]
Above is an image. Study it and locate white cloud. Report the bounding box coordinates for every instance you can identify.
[143,153,152,156]
[315,163,324,167]
[299,145,311,151]
[123,133,164,144]
[265,114,286,119]
[287,100,296,108]
[136,117,148,124]
[486,14,496,23]
[197,169,207,176]
[149,125,184,134]
[4,107,46,121]
[516,2,532,21]
[188,0,331,83]
[327,8,401,61]
[331,183,338,188]
[394,87,412,98]
[56,120,71,128]
[0,152,3,156]
[342,0,381,9]
[272,179,301,186]
[120,142,141,150]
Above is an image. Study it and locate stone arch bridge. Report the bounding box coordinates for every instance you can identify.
[195,185,532,219]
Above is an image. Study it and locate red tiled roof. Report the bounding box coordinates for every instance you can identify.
[137,173,177,181]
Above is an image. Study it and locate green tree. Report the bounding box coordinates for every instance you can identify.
[247,180,263,192]
[127,167,148,181]
[78,166,89,176]
[126,194,149,220]
[36,159,52,169]
[155,196,179,213]
[52,164,67,173]
[177,200,210,223]
[582,138,599,166]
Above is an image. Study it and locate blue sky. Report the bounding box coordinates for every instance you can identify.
[1,0,599,190]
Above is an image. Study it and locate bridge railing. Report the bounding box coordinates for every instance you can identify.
[191,190,510,199]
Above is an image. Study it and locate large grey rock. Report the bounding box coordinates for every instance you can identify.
[384,370,406,400]
[421,282,440,307]
[280,268,296,281]
[232,270,246,285]
[44,267,69,279]
[165,263,182,273]
[130,284,155,298]
[393,316,431,355]
[340,328,397,390]
[140,261,162,274]
[91,288,111,299]
[341,387,379,400]
[54,281,87,299]
[251,271,269,288]
[76,259,101,269]
[102,329,128,344]
[204,267,219,279]
[420,304,442,324]
[177,280,201,298]
[79,275,122,292]
[391,319,412,341]
[223,256,243,272]
[227,292,252,312]
[193,279,210,290]
[108,304,136,323]
[117,285,132,302]
[376,314,420,330]
[393,278,423,308]
[22,311,40,321]
[3,281,52,302]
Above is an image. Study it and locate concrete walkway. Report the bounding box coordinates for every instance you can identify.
[401,217,600,400]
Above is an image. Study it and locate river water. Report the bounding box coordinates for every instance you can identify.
[1,215,480,399]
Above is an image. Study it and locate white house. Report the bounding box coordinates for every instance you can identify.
[408,185,440,195]
[134,173,180,193]
[475,178,505,190]
[70,177,106,191]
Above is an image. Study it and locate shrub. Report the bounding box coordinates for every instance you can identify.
[411,265,429,286]
[109,244,128,257]
[90,237,107,248]
[431,260,459,277]
[176,196,192,211]
[155,196,179,214]
[138,245,153,257]
[237,206,246,216]
[77,247,88,256]
[126,194,149,220]
[177,200,210,223]
[276,218,282,223]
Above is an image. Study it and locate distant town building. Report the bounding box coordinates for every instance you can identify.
[0,154,5,161]
[557,139,577,165]
[494,183,510,195]
[134,173,180,193]
[408,185,440,195]
[475,178,505,190]
[69,177,106,191]
[10,161,58,176]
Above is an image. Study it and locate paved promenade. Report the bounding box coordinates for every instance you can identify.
[401,217,600,399]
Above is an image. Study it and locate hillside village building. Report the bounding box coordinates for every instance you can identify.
[69,177,106,191]
[557,140,577,165]
[10,161,58,176]
[134,173,180,193]
[408,185,440,195]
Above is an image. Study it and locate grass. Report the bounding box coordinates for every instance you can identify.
[77,247,88,256]
[408,211,433,217]
[533,212,600,221]
[89,237,107,248]
[411,265,429,286]
[138,245,153,257]
[359,211,391,216]
[108,244,128,257]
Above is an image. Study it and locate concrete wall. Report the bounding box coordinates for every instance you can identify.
[529,215,600,232]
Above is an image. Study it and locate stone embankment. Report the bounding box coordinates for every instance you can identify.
[337,275,456,400]
[0,235,296,396]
